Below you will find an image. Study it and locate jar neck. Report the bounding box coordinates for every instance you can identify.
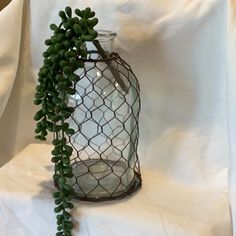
[82,30,117,60]
[96,30,117,54]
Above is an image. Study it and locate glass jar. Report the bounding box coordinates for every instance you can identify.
[67,30,141,201]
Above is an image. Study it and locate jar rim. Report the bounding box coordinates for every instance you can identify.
[97,30,117,41]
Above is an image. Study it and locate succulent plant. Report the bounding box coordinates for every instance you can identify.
[34,6,98,236]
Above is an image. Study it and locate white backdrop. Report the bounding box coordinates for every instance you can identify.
[0,0,235,235]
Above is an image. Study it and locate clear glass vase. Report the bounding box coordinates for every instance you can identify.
[67,30,141,201]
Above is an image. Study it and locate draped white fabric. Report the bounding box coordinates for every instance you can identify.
[0,0,235,235]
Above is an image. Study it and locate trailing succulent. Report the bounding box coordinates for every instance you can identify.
[34,6,98,236]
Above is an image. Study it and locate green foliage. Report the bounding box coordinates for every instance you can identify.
[33,6,98,236]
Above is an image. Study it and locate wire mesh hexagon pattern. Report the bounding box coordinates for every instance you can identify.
[55,31,142,201]
[64,52,142,201]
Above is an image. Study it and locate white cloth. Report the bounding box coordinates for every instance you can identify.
[0,144,230,236]
[0,0,235,235]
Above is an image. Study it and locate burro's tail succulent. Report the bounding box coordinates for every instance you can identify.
[34,6,99,236]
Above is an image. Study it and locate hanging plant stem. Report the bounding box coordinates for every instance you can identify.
[33,6,99,236]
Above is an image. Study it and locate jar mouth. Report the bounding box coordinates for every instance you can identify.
[97,30,117,41]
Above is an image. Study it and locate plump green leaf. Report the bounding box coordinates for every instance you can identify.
[58,49,66,57]
[53,124,63,132]
[74,9,83,17]
[69,57,77,64]
[80,19,87,29]
[57,33,64,42]
[52,139,61,146]
[54,43,62,51]
[61,138,67,144]
[36,85,41,91]
[88,18,98,28]
[35,135,46,141]
[51,149,61,156]
[54,204,64,213]
[34,127,42,134]
[62,123,69,129]
[42,67,49,75]
[57,225,63,231]
[59,11,67,20]
[84,7,91,18]
[73,24,83,35]
[51,55,59,63]
[48,90,59,96]
[61,111,71,119]
[77,49,87,58]
[67,17,75,26]
[55,74,64,81]
[64,170,73,178]
[34,92,44,99]
[82,34,95,42]
[66,107,74,113]
[36,122,44,129]
[47,46,56,55]
[45,39,52,45]
[63,202,69,208]
[66,30,73,38]
[48,115,62,122]
[46,123,53,132]
[65,221,73,229]
[66,88,76,95]
[52,96,62,104]
[65,231,72,236]
[63,22,70,30]
[41,129,48,136]
[53,191,60,198]
[50,24,58,31]
[43,52,49,57]
[53,173,61,181]
[55,198,62,205]
[56,232,63,236]
[69,74,80,82]
[63,151,72,158]
[51,156,61,163]
[76,60,84,68]
[62,157,70,165]
[57,82,67,90]
[34,110,44,121]
[88,11,95,18]
[65,7,72,17]
[51,36,59,44]
[67,202,74,209]
[59,60,69,67]
[63,211,71,220]
[88,29,98,38]
[63,66,72,75]
[65,50,77,58]
[63,184,74,193]
[63,40,71,49]
[59,176,66,185]
[34,99,42,105]
[44,58,53,66]
[56,214,63,221]
[75,40,82,49]
[59,102,67,109]
[73,16,79,24]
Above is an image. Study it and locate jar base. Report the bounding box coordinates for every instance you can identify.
[69,159,142,202]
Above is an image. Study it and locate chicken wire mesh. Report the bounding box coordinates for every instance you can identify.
[59,52,142,201]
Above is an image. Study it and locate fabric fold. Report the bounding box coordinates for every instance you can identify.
[0,0,24,118]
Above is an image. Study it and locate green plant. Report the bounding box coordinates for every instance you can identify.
[33,6,98,236]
